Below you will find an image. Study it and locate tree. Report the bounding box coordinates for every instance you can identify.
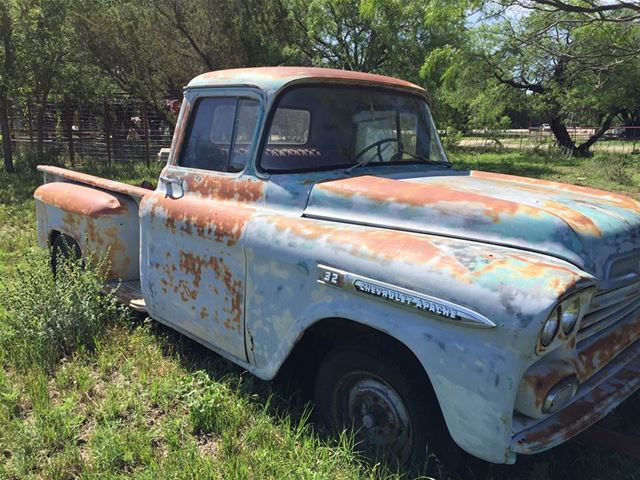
[12,0,78,161]
[74,0,296,123]
[0,1,16,172]
[74,0,184,123]
[286,0,469,84]
[529,0,640,22]
[476,5,640,155]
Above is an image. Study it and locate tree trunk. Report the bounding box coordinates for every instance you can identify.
[549,116,576,152]
[0,89,14,173]
[36,91,49,163]
[575,112,619,156]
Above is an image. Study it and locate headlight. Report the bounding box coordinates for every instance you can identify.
[540,306,559,347]
[561,297,581,334]
[542,376,579,414]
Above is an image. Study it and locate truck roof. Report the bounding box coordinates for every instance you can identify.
[186,66,424,94]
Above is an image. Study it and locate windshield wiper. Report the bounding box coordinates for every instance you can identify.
[402,151,452,168]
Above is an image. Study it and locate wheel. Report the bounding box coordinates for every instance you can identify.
[51,233,82,276]
[313,334,460,474]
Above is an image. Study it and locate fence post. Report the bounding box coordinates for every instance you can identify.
[27,102,34,150]
[142,106,150,167]
[77,103,83,160]
[64,95,75,167]
[104,99,112,167]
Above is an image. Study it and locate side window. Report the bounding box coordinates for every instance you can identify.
[229,99,260,173]
[180,97,260,173]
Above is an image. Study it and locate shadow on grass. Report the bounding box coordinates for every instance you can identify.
[138,316,429,478]
[0,162,44,205]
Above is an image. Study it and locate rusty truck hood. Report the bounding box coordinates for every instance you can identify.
[304,170,640,281]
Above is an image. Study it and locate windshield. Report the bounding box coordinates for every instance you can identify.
[259,85,448,172]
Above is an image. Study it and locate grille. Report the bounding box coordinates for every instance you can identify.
[578,279,640,342]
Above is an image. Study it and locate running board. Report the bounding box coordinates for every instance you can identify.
[105,280,147,312]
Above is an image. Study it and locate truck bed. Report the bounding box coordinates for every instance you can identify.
[37,165,152,200]
[34,165,148,282]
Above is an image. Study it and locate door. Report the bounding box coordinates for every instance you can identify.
[139,89,264,362]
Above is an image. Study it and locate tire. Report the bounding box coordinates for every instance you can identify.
[51,233,82,276]
[313,334,460,474]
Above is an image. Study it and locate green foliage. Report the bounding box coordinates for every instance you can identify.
[286,0,468,83]
[0,248,126,372]
[472,5,640,153]
[185,371,255,436]
[74,0,296,109]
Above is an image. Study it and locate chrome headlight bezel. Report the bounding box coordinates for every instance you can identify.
[537,287,595,352]
[539,306,560,347]
[560,297,581,334]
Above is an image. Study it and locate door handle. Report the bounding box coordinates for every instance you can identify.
[159,175,184,199]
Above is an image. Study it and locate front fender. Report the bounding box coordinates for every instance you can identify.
[244,213,594,463]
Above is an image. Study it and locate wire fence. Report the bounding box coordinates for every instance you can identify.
[7,94,178,166]
[453,127,640,155]
[6,98,640,164]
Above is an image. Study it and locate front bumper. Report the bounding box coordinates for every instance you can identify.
[512,336,640,454]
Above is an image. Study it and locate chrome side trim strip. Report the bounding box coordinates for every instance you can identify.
[317,264,496,328]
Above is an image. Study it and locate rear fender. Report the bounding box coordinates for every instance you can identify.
[34,182,140,280]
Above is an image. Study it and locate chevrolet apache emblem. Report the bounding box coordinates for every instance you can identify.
[318,265,495,328]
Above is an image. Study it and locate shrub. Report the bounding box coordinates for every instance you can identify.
[0,248,127,373]
[442,128,462,152]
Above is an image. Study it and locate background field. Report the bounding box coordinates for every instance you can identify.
[1,150,640,479]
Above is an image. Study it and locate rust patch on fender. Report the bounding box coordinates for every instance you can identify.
[271,216,441,263]
[268,216,582,291]
[37,166,150,199]
[179,251,207,289]
[35,182,127,218]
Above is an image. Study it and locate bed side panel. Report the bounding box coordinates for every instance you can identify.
[34,182,140,280]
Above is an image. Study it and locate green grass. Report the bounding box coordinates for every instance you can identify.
[0,151,639,479]
[452,149,640,198]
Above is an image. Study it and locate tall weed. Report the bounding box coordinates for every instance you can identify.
[0,248,126,373]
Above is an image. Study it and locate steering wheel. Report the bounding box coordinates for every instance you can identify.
[352,137,399,164]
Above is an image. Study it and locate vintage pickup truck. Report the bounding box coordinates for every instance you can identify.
[34,67,640,468]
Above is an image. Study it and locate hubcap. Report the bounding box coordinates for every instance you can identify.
[344,377,413,464]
